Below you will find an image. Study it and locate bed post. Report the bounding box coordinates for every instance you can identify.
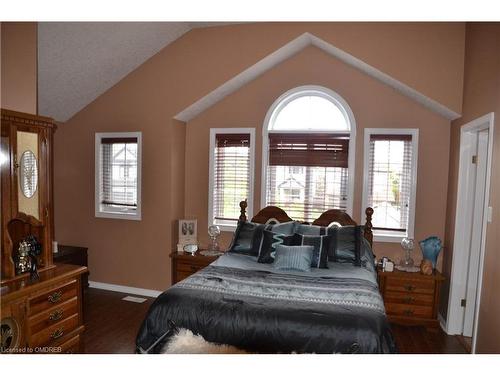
[239,199,248,222]
[364,207,374,247]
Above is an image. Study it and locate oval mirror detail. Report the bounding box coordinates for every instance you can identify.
[19,150,38,198]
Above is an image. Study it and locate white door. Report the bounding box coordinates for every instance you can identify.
[462,129,489,337]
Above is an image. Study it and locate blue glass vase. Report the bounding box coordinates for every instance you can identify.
[419,236,442,268]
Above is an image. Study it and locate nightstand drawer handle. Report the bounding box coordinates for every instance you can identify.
[49,310,63,321]
[190,266,198,271]
[404,284,415,292]
[403,297,415,304]
[403,309,414,316]
[48,291,62,303]
[51,328,64,340]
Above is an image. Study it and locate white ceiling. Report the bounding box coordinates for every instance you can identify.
[37,22,230,121]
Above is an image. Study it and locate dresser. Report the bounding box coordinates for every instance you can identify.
[170,251,221,284]
[1,264,87,353]
[378,269,445,329]
[1,110,88,354]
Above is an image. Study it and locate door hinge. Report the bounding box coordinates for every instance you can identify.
[472,155,478,164]
[461,299,467,307]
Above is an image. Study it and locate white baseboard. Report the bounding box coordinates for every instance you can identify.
[438,312,449,334]
[89,281,163,298]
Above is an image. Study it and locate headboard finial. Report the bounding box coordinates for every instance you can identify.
[239,199,248,222]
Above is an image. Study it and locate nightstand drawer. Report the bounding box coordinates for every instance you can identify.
[385,278,434,294]
[177,262,205,274]
[384,291,434,306]
[385,303,433,319]
[28,280,78,316]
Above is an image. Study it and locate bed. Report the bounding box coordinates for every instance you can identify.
[135,201,397,354]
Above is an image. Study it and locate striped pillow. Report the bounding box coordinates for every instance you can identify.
[294,233,331,269]
[272,245,314,272]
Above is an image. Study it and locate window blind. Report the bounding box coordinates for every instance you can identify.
[100,137,138,210]
[367,134,413,232]
[212,133,251,226]
[266,133,349,222]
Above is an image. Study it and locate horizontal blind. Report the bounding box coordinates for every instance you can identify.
[266,132,349,222]
[367,134,412,231]
[213,133,250,225]
[268,133,349,168]
[100,138,138,209]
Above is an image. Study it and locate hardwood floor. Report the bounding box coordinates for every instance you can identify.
[83,288,153,353]
[82,287,468,354]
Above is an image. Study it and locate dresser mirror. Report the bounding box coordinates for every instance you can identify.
[16,130,39,219]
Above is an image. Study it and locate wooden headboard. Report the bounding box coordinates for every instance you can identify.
[238,200,374,247]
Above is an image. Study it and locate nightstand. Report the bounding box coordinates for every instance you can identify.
[54,245,89,288]
[377,268,445,329]
[170,251,222,284]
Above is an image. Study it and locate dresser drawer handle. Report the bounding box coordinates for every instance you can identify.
[403,309,414,316]
[403,297,415,304]
[51,328,64,340]
[48,291,63,303]
[48,291,62,303]
[404,284,415,292]
[49,310,63,321]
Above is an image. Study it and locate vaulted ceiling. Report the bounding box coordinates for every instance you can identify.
[37,22,231,121]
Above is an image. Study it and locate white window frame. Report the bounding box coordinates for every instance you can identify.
[95,132,142,221]
[208,128,255,232]
[361,128,419,243]
[261,85,356,216]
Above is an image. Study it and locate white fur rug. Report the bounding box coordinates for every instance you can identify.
[162,328,250,354]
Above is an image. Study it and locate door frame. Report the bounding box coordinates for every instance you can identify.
[446,112,494,353]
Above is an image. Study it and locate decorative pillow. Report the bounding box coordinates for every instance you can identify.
[294,233,331,269]
[294,223,327,236]
[268,221,297,235]
[228,221,273,256]
[272,245,314,272]
[257,230,297,263]
[328,225,364,266]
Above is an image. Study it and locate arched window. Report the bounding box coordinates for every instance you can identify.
[262,86,355,222]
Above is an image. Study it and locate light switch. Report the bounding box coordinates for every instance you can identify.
[487,206,493,223]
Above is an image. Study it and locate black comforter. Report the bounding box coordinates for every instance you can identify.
[136,257,397,354]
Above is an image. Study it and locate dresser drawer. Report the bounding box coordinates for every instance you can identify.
[30,314,79,348]
[28,297,78,335]
[385,278,434,295]
[59,334,81,354]
[385,302,433,319]
[28,280,78,316]
[384,291,434,306]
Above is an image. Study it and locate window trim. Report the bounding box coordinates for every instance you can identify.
[95,132,142,221]
[208,128,255,232]
[361,128,419,243]
[261,85,356,216]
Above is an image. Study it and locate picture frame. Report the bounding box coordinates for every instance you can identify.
[178,219,197,247]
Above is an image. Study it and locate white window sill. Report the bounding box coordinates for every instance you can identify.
[373,231,407,243]
[96,210,141,221]
[216,224,238,232]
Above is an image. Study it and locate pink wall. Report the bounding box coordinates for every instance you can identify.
[186,46,451,267]
[443,23,500,353]
[54,23,465,291]
[1,22,38,113]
